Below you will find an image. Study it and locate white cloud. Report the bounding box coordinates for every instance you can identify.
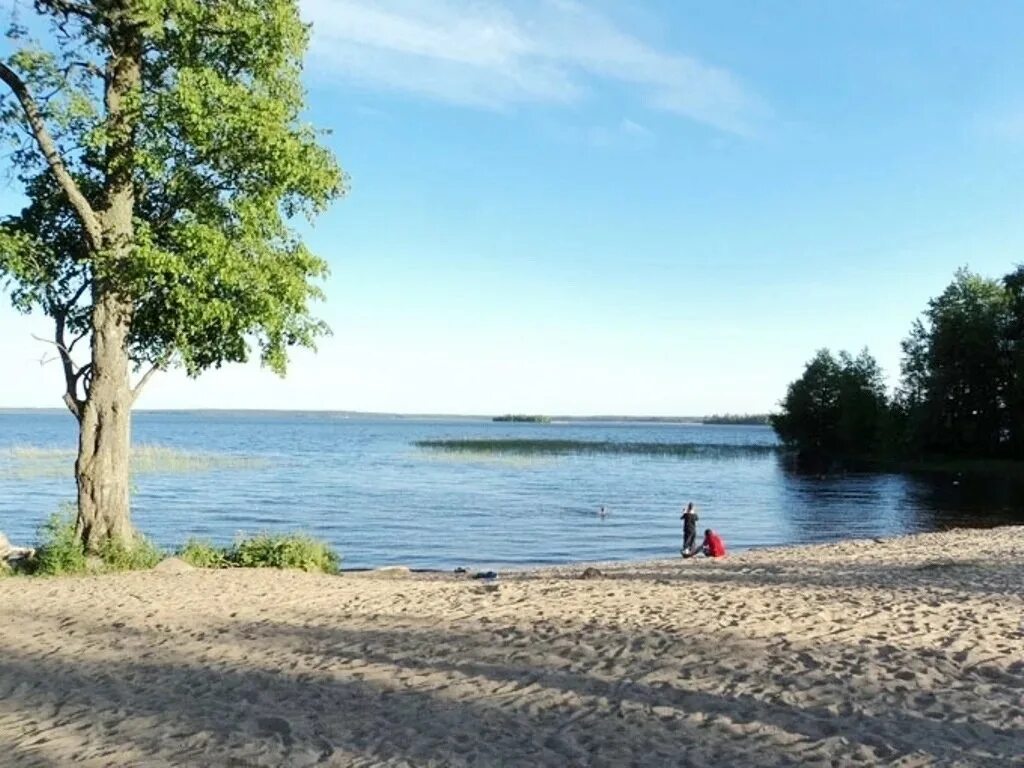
[301,0,765,135]
[620,118,653,139]
[581,118,654,148]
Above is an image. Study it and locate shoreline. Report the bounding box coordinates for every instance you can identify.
[1,525,1022,766]
[341,524,1021,576]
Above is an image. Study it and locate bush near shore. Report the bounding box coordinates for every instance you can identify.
[178,534,340,574]
[1,509,340,577]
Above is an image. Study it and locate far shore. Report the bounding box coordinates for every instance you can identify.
[1,525,1021,766]
[0,407,758,424]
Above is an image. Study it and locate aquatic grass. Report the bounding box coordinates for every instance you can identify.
[415,438,779,459]
[0,444,267,479]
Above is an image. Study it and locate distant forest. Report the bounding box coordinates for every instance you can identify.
[773,265,1024,466]
[702,414,771,426]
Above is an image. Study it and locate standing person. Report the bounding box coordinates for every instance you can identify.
[680,502,699,557]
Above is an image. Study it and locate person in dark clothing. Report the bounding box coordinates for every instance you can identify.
[680,502,699,557]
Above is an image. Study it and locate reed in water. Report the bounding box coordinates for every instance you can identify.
[415,438,777,458]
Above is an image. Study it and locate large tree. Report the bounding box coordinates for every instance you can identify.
[1003,265,1024,459]
[897,269,1010,457]
[771,349,843,458]
[771,348,889,460]
[0,1,343,551]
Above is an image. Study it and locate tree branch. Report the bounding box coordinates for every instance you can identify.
[131,361,162,403]
[74,362,92,385]
[36,1,97,21]
[30,331,78,373]
[0,62,103,252]
[67,327,89,353]
[64,276,92,310]
[80,362,93,398]
[61,60,104,80]
[34,315,84,418]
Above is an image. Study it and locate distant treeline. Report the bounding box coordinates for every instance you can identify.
[551,416,703,423]
[773,266,1024,465]
[492,414,552,423]
[702,414,771,426]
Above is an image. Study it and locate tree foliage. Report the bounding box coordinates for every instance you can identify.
[0,0,344,549]
[771,348,888,459]
[0,0,344,389]
[896,269,1011,457]
[775,265,1024,463]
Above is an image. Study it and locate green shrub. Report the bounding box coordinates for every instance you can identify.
[227,533,340,574]
[178,538,229,569]
[18,509,338,576]
[31,506,163,575]
[33,508,87,576]
[99,535,164,572]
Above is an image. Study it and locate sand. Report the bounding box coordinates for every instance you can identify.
[1,527,1022,767]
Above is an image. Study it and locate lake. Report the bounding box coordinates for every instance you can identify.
[1,410,1021,569]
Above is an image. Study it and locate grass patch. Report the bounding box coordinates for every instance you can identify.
[416,438,778,459]
[24,507,163,576]
[97,536,164,572]
[3,509,341,577]
[178,534,340,574]
[228,534,340,574]
[0,444,266,479]
[178,538,230,569]
[32,509,88,576]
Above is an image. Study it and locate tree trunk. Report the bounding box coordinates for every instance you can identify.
[72,14,143,553]
[75,288,135,552]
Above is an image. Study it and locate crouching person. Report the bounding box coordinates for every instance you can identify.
[699,529,726,558]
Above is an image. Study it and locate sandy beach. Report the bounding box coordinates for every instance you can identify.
[1,527,1022,767]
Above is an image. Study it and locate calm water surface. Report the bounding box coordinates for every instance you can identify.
[1,411,1021,569]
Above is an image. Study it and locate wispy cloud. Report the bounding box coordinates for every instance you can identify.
[301,0,766,135]
[583,118,655,149]
[620,118,653,140]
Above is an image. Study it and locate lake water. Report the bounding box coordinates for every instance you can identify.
[1,410,1022,569]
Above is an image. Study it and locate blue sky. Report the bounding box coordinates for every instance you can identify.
[2,0,1024,414]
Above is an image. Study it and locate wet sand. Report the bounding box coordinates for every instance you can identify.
[1,526,1022,766]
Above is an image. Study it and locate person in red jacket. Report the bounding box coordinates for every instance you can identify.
[700,529,726,558]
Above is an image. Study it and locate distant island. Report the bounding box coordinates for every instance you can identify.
[493,414,552,423]
[702,413,771,426]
